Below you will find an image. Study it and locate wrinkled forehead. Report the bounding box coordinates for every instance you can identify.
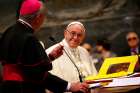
[66,22,85,33]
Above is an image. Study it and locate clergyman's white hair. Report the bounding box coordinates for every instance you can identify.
[66,21,86,32]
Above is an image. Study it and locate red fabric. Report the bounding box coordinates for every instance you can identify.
[20,0,41,16]
[3,64,23,81]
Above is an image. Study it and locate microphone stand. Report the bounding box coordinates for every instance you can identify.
[49,37,84,93]
[62,48,84,93]
[49,37,83,82]
[63,48,83,82]
[49,37,93,93]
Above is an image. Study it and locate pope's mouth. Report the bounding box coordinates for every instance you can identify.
[71,40,79,44]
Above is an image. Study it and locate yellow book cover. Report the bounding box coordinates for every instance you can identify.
[85,55,138,81]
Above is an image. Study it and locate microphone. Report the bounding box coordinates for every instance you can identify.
[49,36,83,82]
[49,36,57,43]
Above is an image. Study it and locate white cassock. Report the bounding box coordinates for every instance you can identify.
[46,39,97,83]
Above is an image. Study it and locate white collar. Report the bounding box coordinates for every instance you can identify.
[18,19,33,29]
[131,47,139,53]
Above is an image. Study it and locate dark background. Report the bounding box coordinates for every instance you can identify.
[0,0,140,56]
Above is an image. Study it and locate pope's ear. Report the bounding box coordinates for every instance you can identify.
[64,30,67,36]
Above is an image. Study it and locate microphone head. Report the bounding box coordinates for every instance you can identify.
[49,36,56,43]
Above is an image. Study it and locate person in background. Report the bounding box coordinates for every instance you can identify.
[122,31,140,56]
[46,21,97,93]
[93,39,116,72]
[122,31,140,72]
[0,0,89,93]
[81,43,93,54]
[81,43,98,69]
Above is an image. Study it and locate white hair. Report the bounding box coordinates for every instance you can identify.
[66,21,86,32]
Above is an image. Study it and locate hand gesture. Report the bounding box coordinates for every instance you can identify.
[48,45,63,61]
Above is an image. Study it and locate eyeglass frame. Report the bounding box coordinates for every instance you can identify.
[127,37,138,42]
[66,30,85,38]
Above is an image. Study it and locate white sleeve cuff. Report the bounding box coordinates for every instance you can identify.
[66,83,71,91]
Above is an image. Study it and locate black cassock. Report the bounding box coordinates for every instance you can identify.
[0,21,67,93]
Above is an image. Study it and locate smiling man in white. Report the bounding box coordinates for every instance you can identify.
[46,22,97,92]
